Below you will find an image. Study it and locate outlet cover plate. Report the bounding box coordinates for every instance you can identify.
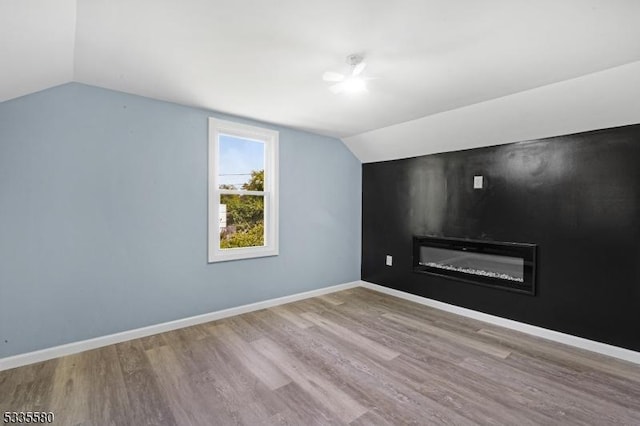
[473,175,483,189]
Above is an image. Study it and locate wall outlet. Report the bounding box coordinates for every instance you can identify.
[386,255,393,266]
[473,175,484,189]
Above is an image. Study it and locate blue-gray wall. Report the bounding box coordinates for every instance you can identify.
[0,83,361,358]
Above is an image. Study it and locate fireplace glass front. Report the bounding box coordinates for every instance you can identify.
[413,236,536,294]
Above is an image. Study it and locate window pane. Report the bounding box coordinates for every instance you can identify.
[219,194,265,249]
[218,134,265,190]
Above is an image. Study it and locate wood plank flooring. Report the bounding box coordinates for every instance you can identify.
[2,287,640,425]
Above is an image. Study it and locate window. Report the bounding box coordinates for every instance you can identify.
[208,118,279,262]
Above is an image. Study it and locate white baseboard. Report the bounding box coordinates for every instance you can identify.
[0,281,360,372]
[360,280,640,365]
[4,279,639,371]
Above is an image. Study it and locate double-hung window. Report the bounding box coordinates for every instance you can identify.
[208,118,279,262]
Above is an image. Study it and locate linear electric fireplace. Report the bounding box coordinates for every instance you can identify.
[413,236,536,295]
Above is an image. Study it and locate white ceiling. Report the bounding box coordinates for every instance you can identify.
[344,61,640,162]
[2,0,640,151]
[0,0,76,102]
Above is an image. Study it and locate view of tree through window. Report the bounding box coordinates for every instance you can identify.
[218,135,266,249]
[220,171,265,248]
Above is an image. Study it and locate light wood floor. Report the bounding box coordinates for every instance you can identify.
[2,287,640,425]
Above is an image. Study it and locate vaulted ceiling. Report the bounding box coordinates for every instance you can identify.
[2,0,640,159]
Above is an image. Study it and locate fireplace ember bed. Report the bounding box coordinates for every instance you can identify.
[413,236,536,295]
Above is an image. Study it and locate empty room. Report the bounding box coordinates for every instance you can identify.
[1,0,640,424]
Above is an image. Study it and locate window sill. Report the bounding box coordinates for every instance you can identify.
[208,247,279,263]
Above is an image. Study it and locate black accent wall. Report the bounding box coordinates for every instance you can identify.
[362,124,640,351]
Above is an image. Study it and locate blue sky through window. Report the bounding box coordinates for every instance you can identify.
[218,134,265,189]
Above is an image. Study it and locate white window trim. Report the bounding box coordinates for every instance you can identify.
[208,118,279,263]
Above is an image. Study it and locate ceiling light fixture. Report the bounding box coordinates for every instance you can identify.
[340,76,367,93]
[323,54,368,94]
